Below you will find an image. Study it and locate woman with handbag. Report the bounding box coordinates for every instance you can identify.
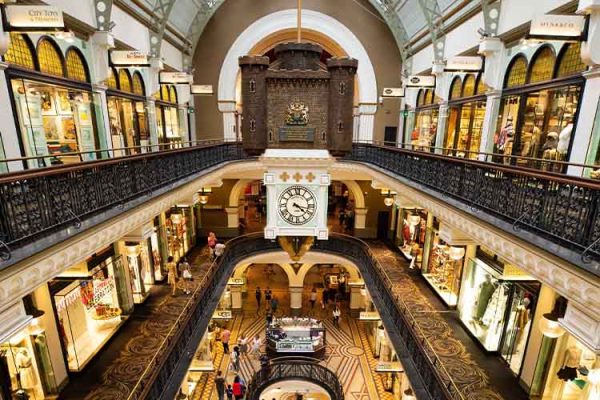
[178,257,192,295]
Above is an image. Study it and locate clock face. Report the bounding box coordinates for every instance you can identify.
[278,185,317,225]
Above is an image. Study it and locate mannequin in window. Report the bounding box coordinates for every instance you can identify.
[474,274,496,322]
[495,116,513,152]
[503,130,515,165]
[557,346,582,381]
[556,124,573,159]
[15,348,37,390]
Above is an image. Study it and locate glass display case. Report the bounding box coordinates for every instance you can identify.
[266,317,326,356]
[422,240,464,307]
[412,108,439,151]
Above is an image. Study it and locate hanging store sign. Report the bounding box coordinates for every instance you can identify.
[227,277,245,286]
[4,5,64,31]
[404,75,436,88]
[444,56,484,72]
[375,362,403,373]
[110,50,149,67]
[159,71,193,84]
[381,88,405,98]
[212,310,232,320]
[529,14,587,41]
[359,311,381,321]
[190,85,214,95]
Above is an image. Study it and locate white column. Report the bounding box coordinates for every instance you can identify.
[92,84,113,154]
[358,103,377,142]
[568,68,600,175]
[479,90,502,159]
[146,98,159,149]
[89,31,114,85]
[349,284,364,310]
[219,100,237,141]
[188,96,197,143]
[0,61,22,172]
[230,285,243,310]
[289,286,303,310]
[225,207,239,228]
[354,208,368,229]
[397,98,406,147]
[352,106,360,142]
[435,102,449,154]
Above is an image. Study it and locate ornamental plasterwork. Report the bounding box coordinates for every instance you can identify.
[333,162,600,318]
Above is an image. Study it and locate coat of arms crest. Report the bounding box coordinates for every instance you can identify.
[285,101,309,125]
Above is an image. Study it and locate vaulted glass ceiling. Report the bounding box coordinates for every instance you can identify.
[120,0,477,58]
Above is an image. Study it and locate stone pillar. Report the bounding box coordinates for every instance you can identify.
[92,84,113,155]
[353,106,360,142]
[219,100,237,142]
[289,286,303,316]
[146,98,159,149]
[354,208,368,229]
[230,285,243,310]
[226,207,240,228]
[0,61,22,172]
[358,104,377,142]
[349,284,365,311]
[479,90,502,159]
[435,102,449,154]
[397,98,406,147]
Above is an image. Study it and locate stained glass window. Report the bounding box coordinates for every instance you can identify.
[132,72,145,96]
[169,86,177,103]
[65,48,88,82]
[476,74,486,95]
[505,55,528,88]
[3,33,36,70]
[449,77,462,100]
[416,90,425,107]
[556,43,587,78]
[528,47,555,84]
[37,38,65,77]
[119,69,132,93]
[424,89,434,105]
[462,74,476,97]
[106,68,118,89]
[161,84,169,101]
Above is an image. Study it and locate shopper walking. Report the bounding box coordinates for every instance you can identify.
[333,305,341,328]
[255,286,262,308]
[178,257,192,295]
[265,308,273,326]
[214,370,225,400]
[265,287,272,303]
[208,232,217,260]
[251,334,262,359]
[232,375,246,399]
[221,327,231,354]
[310,288,317,309]
[225,385,233,400]
[230,346,240,371]
[238,334,248,357]
[166,256,179,296]
[270,296,279,314]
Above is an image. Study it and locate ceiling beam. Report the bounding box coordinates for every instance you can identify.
[148,0,177,59]
[417,0,446,64]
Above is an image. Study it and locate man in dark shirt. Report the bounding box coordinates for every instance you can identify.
[214,370,225,400]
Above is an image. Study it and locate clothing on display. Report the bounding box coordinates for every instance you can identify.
[557,347,582,382]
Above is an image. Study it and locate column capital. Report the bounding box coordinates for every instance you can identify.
[478,37,504,57]
[92,83,108,92]
[485,89,503,99]
[358,103,377,115]
[354,208,368,216]
[218,100,237,113]
[577,0,600,14]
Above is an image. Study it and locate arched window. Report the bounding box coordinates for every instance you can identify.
[504,55,528,88]
[106,67,118,89]
[37,37,65,77]
[424,89,434,105]
[169,86,177,103]
[528,46,556,84]
[556,42,587,78]
[449,76,462,100]
[118,69,132,93]
[462,74,476,97]
[132,72,145,96]
[65,48,89,82]
[161,84,169,101]
[475,74,486,95]
[3,33,36,70]
[416,89,425,107]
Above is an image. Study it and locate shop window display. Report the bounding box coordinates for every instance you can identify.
[0,322,58,400]
[398,209,428,269]
[53,258,126,371]
[155,84,182,148]
[494,44,585,171]
[125,242,154,304]
[421,232,464,306]
[458,256,539,361]
[411,89,438,151]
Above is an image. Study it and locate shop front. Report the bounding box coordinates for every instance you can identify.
[457,250,540,376]
[266,317,326,357]
[410,89,438,151]
[0,302,59,400]
[4,34,102,168]
[444,74,486,159]
[493,42,586,171]
[397,208,429,270]
[50,247,131,372]
[164,206,195,262]
[106,68,149,154]
[154,84,183,148]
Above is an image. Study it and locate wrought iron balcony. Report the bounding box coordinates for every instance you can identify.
[245,356,344,400]
[0,141,246,269]
[346,143,600,275]
[151,233,459,400]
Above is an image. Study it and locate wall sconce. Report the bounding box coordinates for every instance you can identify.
[198,187,212,205]
[448,246,465,261]
[539,297,567,338]
[170,207,183,225]
[407,213,421,226]
[381,189,395,207]
[126,244,141,258]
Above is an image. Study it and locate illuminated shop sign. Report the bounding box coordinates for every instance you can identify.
[375,362,403,373]
[444,56,484,72]
[227,277,245,286]
[404,75,436,88]
[159,72,193,84]
[4,5,64,31]
[110,50,149,66]
[212,310,232,319]
[359,311,381,320]
[529,14,587,41]
[381,88,405,98]
[190,85,214,95]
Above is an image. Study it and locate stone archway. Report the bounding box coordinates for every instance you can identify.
[218,9,378,141]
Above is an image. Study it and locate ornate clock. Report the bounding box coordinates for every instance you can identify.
[278,185,317,225]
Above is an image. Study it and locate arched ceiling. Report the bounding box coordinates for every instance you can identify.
[122,0,480,68]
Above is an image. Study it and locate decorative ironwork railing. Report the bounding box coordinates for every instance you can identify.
[145,233,458,400]
[0,142,245,266]
[245,356,344,400]
[346,143,600,272]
